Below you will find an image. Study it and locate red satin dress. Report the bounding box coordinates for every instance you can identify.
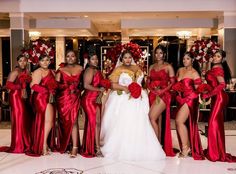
[148,69,175,156]
[176,78,204,160]
[205,67,236,162]
[81,70,103,157]
[0,71,31,153]
[56,70,82,153]
[31,70,56,155]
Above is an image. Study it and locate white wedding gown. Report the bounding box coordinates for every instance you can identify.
[100,72,166,161]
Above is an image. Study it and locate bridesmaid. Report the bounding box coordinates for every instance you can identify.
[81,53,104,157]
[147,45,175,156]
[0,55,31,153]
[202,50,236,162]
[174,52,204,160]
[55,50,83,158]
[30,54,57,156]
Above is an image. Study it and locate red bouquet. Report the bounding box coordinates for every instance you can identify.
[128,82,142,99]
[172,82,185,92]
[47,79,58,103]
[149,80,166,90]
[197,83,212,94]
[18,73,32,89]
[96,78,111,104]
[47,80,58,94]
[100,79,111,90]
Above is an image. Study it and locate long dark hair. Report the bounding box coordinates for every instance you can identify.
[213,50,232,83]
[85,52,98,69]
[16,54,25,61]
[181,52,201,75]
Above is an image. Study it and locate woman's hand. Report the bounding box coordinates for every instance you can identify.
[123,86,129,94]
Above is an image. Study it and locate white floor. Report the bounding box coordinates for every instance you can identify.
[0,129,236,174]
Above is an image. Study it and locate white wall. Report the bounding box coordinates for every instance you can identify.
[0,0,236,13]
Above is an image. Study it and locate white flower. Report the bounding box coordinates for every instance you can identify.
[207,43,212,48]
[196,56,201,60]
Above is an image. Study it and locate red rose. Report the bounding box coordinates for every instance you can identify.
[197,83,212,94]
[18,72,32,88]
[128,82,142,99]
[149,80,162,90]
[59,62,66,68]
[172,82,185,92]
[47,79,58,94]
[100,79,111,90]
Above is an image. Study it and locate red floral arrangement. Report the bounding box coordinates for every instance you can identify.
[189,39,220,63]
[105,42,143,75]
[18,72,32,89]
[47,80,58,94]
[149,80,166,90]
[197,83,212,94]
[100,79,111,90]
[172,82,185,92]
[128,82,142,99]
[21,39,55,65]
[46,78,58,103]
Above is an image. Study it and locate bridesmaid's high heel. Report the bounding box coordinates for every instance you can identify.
[95,146,104,157]
[178,145,191,158]
[70,147,78,158]
[42,145,50,156]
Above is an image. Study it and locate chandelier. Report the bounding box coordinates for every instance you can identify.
[176,31,192,39]
[29,31,41,40]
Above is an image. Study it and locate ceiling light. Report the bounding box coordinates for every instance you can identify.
[176,31,192,39]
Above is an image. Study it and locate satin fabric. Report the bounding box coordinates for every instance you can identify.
[148,69,175,156]
[0,71,31,153]
[30,70,56,156]
[81,71,102,157]
[56,70,82,153]
[176,78,204,160]
[205,67,236,162]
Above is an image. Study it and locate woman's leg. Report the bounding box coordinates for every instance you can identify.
[95,106,103,157]
[149,99,166,142]
[70,116,79,157]
[43,104,54,155]
[175,103,190,157]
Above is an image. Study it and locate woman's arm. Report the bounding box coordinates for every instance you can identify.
[83,68,103,92]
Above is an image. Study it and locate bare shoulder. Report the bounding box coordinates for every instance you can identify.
[32,68,42,76]
[165,63,173,69]
[149,64,155,71]
[192,69,200,78]
[11,69,20,76]
[76,64,83,71]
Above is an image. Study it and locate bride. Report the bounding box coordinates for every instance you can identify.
[100,49,166,161]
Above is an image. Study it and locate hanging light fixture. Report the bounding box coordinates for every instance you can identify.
[176,31,192,39]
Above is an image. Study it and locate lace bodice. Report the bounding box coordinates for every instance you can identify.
[118,72,143,86]
[109,67,143,87]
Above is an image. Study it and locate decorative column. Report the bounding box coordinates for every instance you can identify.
[56,37,65,69]
[0,37,2,84]
[9,12,29,70]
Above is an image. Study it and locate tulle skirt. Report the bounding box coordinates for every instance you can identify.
[100,90,166,161]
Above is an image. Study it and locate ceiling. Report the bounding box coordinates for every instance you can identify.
[0,11,222,37]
